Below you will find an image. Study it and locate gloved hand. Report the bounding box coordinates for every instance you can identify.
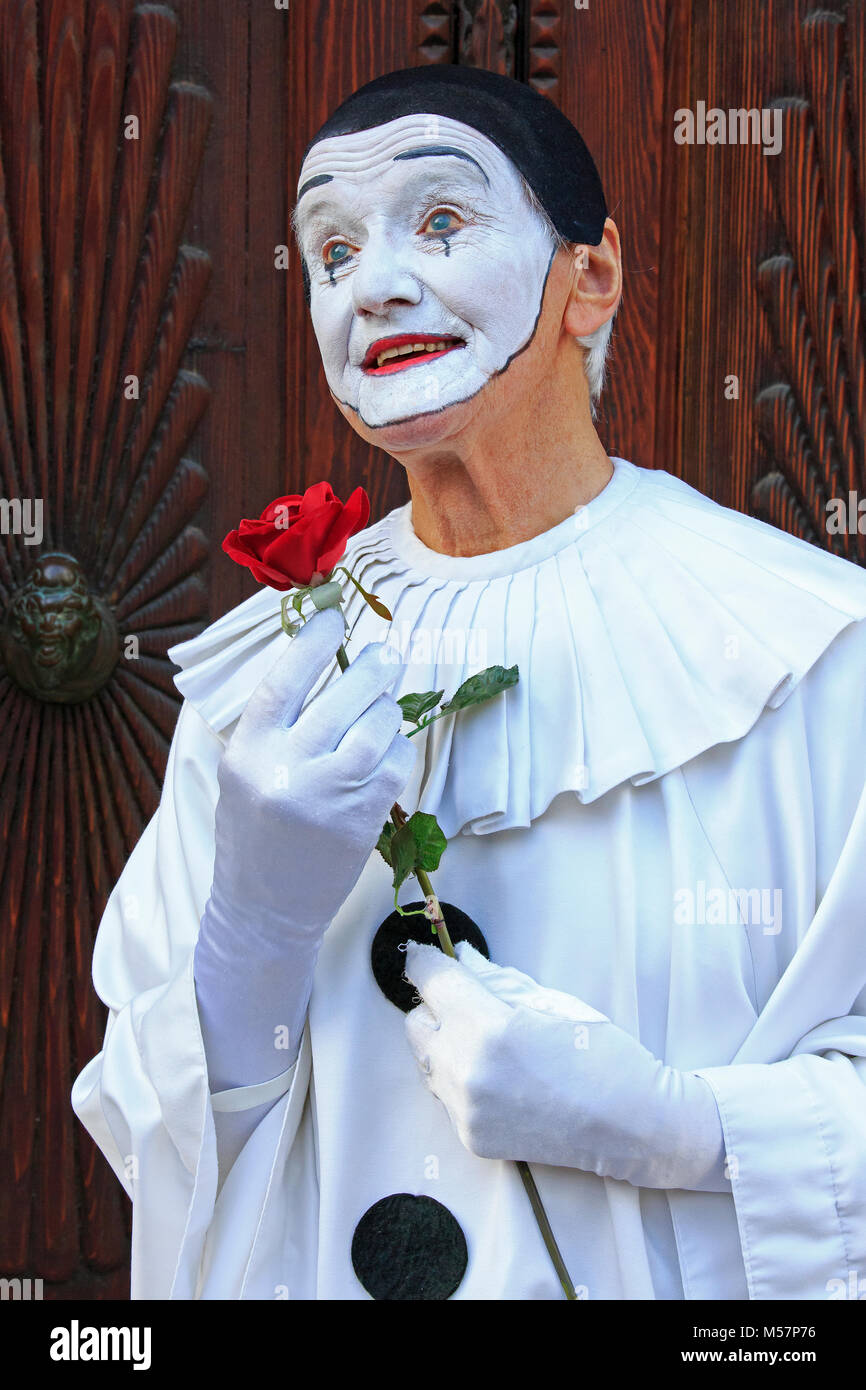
[195,605,416,1093]
[403,940,729,1192]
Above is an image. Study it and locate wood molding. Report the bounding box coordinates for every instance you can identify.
[526,0,561,97]
[416,0,455,64]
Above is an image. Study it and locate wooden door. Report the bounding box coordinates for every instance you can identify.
[0,0,862,1299]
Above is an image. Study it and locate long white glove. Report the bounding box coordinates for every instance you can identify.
[403,940,729,1193]
[194,606,416,1099]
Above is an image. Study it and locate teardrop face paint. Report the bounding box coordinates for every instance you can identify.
[294,115,557,431]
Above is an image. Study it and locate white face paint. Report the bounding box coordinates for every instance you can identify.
[294,114,557,430]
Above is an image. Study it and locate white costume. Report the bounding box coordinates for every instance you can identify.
[72,456,866,1299]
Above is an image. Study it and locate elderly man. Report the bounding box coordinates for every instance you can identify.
[73,65,866,1301]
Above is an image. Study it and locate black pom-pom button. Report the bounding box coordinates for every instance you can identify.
[351,1193,468,1300]
[371,901,490,1012]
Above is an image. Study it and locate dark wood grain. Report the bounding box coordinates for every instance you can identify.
[459,0,515,73]
[653,0,866,519]
[75,6,178,547]
[0,0,47,561]
[753,8,866,561]
[174,0,290,622]
[71,1,135,531]
[559,0,666,469]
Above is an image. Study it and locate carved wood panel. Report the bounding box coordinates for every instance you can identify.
[753,7,866,562]
[657,0,865,539]
[0,0,211,1296]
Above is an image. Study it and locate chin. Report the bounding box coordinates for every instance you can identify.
[339,388,480,453]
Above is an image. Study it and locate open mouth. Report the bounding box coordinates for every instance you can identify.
[362,333,465,375]
[36,642,63,666]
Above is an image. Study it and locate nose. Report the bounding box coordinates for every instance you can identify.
[351,230,422,316]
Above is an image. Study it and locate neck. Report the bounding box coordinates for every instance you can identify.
[387,354,613,557]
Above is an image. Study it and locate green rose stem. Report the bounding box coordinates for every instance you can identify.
[389,802,456,956]
[335,628,459,952]
[387,817,577,1302]
[515,1166,578,1301]
[300,584,577,1300]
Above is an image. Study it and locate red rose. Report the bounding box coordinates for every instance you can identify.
[222,481,370,590]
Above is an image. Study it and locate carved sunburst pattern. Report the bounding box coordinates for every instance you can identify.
[754,7,866,562]
[0,1,211,1292]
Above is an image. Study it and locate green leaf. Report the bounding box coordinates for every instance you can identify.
[397,689,445,725]
[389,824,418,896]
[383,812,448,904]
[376,821,396,868]
[406,811,447,873]
[440,664,519,714]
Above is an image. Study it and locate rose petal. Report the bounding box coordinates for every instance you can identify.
[223,482,372,590]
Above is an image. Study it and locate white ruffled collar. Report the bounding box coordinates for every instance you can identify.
[169,457,866,837]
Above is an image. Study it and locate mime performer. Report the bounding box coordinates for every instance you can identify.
[73,65,866,1300]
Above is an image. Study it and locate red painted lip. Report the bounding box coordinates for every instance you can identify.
[362,333,465,375]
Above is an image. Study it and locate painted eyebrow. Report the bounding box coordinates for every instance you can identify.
[296,148,488,209]
[296,172,334,203]
[392,145,490,185]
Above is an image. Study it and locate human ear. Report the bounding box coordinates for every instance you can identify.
[562,218,622,337]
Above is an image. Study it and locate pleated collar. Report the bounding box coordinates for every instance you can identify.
[169,458,866,837]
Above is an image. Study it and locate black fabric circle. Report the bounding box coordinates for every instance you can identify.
[371,901,489,1013]
[351,1193,468,1300]
[303,64,608,247]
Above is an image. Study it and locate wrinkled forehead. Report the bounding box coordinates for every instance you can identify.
[295,113,523,212]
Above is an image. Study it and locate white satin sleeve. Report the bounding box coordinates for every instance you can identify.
[685,622,866,1299]
[70,700,314,1298]
[692,775,866,1299]
[694,1045,866,1299]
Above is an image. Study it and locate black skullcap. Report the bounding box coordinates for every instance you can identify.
[301,64,607,246]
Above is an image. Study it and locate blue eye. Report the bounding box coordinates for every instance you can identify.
[423,208,462,237]
[324,241,351,266]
